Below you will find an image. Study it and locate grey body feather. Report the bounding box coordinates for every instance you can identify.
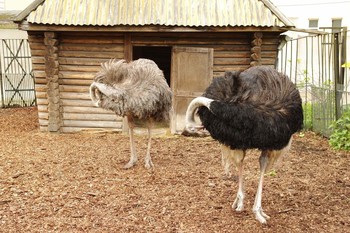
[90,59,173,122]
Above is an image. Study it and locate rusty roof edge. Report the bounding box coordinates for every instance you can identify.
[260,0,295,28]
[13,0,45,23]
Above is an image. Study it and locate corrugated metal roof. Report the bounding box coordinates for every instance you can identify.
[22,0,293,28]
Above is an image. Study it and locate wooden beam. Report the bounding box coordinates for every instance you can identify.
[124,33,132,62]
[250,32,263,66]
[18,21,290,33]
[44,32,62,132]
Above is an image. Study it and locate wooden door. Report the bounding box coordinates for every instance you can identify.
[170,47,213,134]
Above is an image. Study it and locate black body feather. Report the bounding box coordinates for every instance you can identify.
[197,66,303,150]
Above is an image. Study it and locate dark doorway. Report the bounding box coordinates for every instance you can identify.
[133,46,172,86]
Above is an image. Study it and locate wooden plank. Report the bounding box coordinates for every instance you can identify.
[213,65,250,72]
[60,79,92,85]
[131,32,251,39]
[63,112,119,121]
[61,99,93,107]
[59,71,94,80]
[59,51,123,58]
[124,33,132,61]
[61,126,121,133]
[60,37,124,44]
[214,57,251,65]
[36,98,48,105]
[132,36,253,45]
[34,71,46,78]
[59,44,124,52]
[60,92,91,100]
[58,57,109,66]
[59,65,100,72]
[36,92,47,99]
[59,85,89,93]
[29,43,46,50]
[63,106,111,114]
[20,23,287,33]
[35,84,47,92]
[30,50,46,56]
[35,78,47,84]
[63,120,120,128]
[37,105,48,112]
[39,126,48,132]
[38,112,48,120]
[38,119,48,126]
[214,51,250,58]
[32,57,45,64]
[33,64,46,70]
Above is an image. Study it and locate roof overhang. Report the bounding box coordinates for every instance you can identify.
[17,20,293,33]
[14,0,294,32]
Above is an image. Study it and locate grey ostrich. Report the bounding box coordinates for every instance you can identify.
[90,59,172,169]
[184,66,303,223]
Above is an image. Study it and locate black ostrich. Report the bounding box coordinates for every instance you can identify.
[184,66,303,223]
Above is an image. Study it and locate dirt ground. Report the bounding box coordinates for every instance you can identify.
[0,107,349,232]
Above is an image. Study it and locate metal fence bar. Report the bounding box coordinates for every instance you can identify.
[277,30,349,137]
[0,39,36,108]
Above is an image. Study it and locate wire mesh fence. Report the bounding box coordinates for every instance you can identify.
[277,28,349,137]
[0,39,36,108]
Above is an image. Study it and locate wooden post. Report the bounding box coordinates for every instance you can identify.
[250,32,263,66]
[124,33,132,62]
[44,32,62,132]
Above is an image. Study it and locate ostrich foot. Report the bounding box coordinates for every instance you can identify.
[253,207,270,224]
[144,157,154,169]
[124,158,137,169]
[231,194,244,211]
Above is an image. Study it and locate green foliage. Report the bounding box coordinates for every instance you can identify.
[329,109,350,151]
[266,169,277,177]
[302,103,313,130]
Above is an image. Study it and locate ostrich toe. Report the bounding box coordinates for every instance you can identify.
[124,158,137,169]
[144,159,154,169]
[232,194,244,211]
[253,207,270,224]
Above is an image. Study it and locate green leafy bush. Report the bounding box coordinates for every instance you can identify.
[329,109,350,151]
[302,103,313,130]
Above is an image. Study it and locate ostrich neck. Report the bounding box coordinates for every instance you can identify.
[185,97,213,125]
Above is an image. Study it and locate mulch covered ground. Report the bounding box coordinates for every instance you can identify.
[0,107,349,232]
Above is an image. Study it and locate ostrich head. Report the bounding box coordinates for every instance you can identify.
[183,96,213,135]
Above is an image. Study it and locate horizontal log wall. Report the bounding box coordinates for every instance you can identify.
[58,32,125,133]
[29,32,125,133]
[28,31,281,133]
[131,32,280,77]
[28,32,48,132]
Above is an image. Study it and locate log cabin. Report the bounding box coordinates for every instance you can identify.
[14,0,294,133]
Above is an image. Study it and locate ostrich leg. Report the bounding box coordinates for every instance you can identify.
[221,145,246,211]
[144,119,154,169]
[124,116,138,169]
[253,139,292,223]
[252,150,271,224]
[232,150,246,211]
